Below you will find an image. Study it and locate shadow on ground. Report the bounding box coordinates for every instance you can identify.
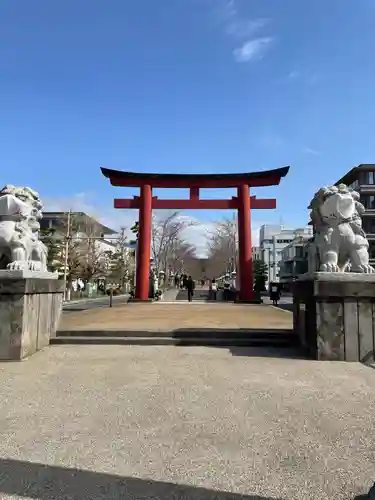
[227,346,306,359]
[63,302,127,312]
[54,327,304,358]
[175,289,210,301]
[0,457,283,500]
[276,304,293,312]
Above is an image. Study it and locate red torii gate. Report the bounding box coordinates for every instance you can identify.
[101,166,289,302]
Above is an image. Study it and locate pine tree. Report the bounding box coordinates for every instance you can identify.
[39,227,63,273]
[253,258,268,292]
[130,221,139,241]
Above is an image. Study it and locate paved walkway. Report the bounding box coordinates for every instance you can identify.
[0,346,374,499]
[160,287,180,301]
[59,301,292,331]
[161,286,213,302]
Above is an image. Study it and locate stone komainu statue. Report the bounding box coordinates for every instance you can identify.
[0,184,48,271]
[308,183,374,273]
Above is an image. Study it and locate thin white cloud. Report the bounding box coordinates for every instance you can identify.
[286,70,321,86]
[213,0,276,63]
[218,0,237,21]
[226,18,268,38]
[43,193,217,257]
[43,192,135,238]
[257,133,285,149]
[43,193,264,258]
[288,70,301,80]
[233,36,274,63]
[302,147,320,156]
[307,73,321,86]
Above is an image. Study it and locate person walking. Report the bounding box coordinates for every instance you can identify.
[209,279,217,301]
[186,275,195,302]
[223,280,230,301]
[269,283,280,306]
[174,275,180,289]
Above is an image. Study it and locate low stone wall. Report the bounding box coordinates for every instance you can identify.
[0,277,64,361]
[293,273,375,362]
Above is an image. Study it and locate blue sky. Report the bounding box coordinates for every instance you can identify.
[1,0,375,247]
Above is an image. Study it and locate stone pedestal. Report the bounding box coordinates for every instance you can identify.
[293,272,375,362]
[0,272,64,361]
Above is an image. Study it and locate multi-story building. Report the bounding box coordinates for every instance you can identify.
[40,211,117,253]
[259,224,313,284]
[279,236,311,285]
[252,246,261,261]
[335,164,375,266]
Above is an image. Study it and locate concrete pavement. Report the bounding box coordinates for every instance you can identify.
[262,296,293,312]
[0,346,374,499]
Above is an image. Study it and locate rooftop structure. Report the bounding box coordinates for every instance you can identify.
[41,211,117,237]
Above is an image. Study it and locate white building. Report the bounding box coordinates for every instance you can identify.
[252,246,261,261]
[259,224,313,284]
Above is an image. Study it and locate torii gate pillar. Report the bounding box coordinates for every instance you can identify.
[136,184,153,301]
[237,183,253,302]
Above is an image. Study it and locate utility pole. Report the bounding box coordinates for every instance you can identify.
[272,235,277,282]
[63,210,72,301]
[268,248,271,285]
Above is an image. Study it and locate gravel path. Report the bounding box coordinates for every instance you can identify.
[58,302,292,331]
[0,346,374,499]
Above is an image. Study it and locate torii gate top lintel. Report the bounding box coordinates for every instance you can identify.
[101,166,290,189]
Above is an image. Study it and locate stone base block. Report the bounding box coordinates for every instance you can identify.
[0,277,64,361]
[293,272,375,362]
[0,270,58,280]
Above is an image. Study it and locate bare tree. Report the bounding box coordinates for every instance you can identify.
[70,216,109,282]
[151,211,198,277]
[205,216,238,278]
[106,227,135,287]
[169,240,197,275]
[48,213,110,286]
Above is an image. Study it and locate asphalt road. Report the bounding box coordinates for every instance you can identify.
[63,292,294,311]
[263,295,293,311]
[63,294,129,311]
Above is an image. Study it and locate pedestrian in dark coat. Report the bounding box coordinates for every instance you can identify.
[186,276,195,302]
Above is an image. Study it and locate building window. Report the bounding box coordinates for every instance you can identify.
[295,246,304,258]
[363,218,375,234]
[361,196,375,209]
[277,239,293,244]
[369,241,375,259]
[39,219,50,230]
[364,171,375,185]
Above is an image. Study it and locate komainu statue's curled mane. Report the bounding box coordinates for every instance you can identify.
[308,183,374,273]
